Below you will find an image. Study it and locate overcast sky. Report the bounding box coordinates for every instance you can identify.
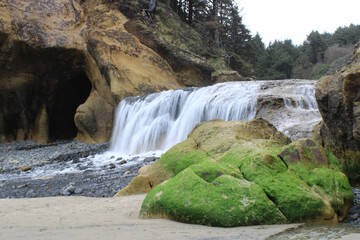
[236,0,360,46]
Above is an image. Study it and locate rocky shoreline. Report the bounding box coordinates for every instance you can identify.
[0,140,157,198]
[0,140,359,226]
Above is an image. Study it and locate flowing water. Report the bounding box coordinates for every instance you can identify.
[2,80,321,180]
[110,79,321,154]
[1,79,359,238]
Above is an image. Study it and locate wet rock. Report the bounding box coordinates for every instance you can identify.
[130,157,139,162]
[72,159,80,164]
[144,157,158,163]
[124,170,132,175]
[63,183,76,196]
[108,164,116,169]
[0,140,146,199]
[118,160,127,165]
[17,184,28,189]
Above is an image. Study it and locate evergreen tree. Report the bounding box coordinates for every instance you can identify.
[305,31,328,64]
[332,24,360,46]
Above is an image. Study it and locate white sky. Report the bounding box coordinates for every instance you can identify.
[236,0,360,46]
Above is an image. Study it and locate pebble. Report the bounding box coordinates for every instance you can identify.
[124,170,132,175]
[74,188,83,194]
[0,140,109,172]
[343,187,360,225]
[25,189,36,198]
[63,183,76,196]
[18,166,32,172]
[130,157,139,161]
[118,160,127,165]
[144,157,158,163]
[0,140,145,199]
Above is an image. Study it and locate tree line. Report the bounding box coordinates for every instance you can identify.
[251,24,360,80]
[163,1,359,80]
[119,0,359,80]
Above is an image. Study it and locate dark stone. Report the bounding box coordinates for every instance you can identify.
[118,160,127,165]
[143,157,157,162]
[130,157,139,162]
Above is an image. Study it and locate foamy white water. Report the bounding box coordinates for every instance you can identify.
[110,80,321,155]
[110,82,258,154]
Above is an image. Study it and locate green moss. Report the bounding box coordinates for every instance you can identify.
[327,151,344,171]
[156,138,209,175]
[342,150,360,183]
[137,120,353,226]
[288,162,353,210]
[189,161,243,183]
[141,168,286,227]
[240,157,327,222]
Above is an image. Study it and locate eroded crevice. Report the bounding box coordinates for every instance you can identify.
[0,40,92,142]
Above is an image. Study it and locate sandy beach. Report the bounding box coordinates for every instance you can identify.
[0,194,302,240]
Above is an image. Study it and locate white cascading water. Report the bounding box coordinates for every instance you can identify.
[110,79,321,155]
[110,81,258,154]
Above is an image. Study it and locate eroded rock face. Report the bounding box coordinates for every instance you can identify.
[315,43,360,183]
[0,0,190,143]
[118,119,353,226]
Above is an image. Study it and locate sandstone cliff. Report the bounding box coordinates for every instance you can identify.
[0,0,218,143]
[315,42,360,183]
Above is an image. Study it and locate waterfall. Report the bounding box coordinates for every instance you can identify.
[110,80,320,154]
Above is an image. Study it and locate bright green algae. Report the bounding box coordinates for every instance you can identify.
[140,168,287,227]
[139,120,353,227]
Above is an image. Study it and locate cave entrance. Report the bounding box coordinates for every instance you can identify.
[48,72,92,141]
[0,39,93,143]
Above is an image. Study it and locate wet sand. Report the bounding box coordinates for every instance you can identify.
[0,194,301,240]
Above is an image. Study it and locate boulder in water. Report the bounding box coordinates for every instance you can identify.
[124,119,353,227]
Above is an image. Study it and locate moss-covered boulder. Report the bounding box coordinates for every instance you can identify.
[141,168,287,227]
[119,119,353,227]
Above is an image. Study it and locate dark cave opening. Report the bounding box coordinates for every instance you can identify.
[0,40,93,142]
[48,72,92,141]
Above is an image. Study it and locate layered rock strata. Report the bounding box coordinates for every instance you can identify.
[0,0,213,143]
